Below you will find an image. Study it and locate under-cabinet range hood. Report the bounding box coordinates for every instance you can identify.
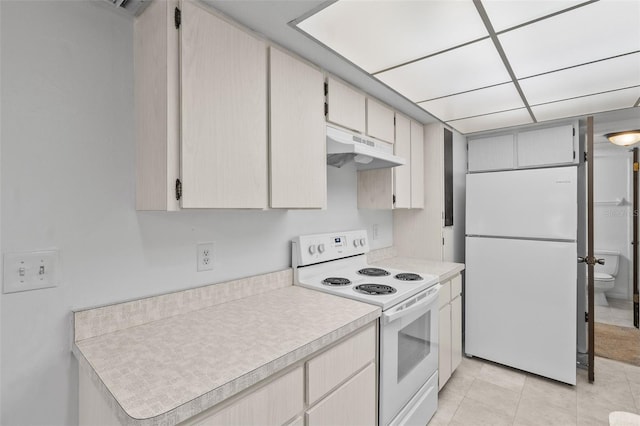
[326,126,406,170]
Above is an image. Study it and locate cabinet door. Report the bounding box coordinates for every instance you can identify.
[326,77,366,133]
[190,367,303,426]
[366,98,395,143]
[468,134,514,172]
[306,363,376,426]
[269,47,326,209]
[438,304,452,390]
[410,120,425,208]
[517,125,576,168]
[357,168,393,209]
[393,114,412,209]
[180,1,267,208]
[451,295,463,372]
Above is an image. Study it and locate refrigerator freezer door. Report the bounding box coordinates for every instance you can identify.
[465,236,577,385]
[467,167,577,240]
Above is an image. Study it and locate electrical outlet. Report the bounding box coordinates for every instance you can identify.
[3,250,59,294]
[372,224,379,240]
[197,242,214,272]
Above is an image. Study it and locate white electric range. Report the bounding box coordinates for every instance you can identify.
[292,229,441,426]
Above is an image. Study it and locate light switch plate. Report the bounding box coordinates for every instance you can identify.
[3,250,59,294]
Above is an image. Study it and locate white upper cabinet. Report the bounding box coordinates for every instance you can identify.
[410,120,425,208]
[467,134,515,172]
[516,125,576,168]
[393,114,412,209]
[180,0,267,208]
[468,123,577,173]
[135,0,268,210]
[366,98,395,144]
[269,47,326,209]
[325,77,366,133]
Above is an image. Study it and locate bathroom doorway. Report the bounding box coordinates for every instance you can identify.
[593,145,635,326]
[592,139,640,367]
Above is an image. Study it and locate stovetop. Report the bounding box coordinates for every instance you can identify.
[292,230,439,310]
[294,257,438,310]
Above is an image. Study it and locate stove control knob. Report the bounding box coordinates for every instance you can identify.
[360,238,366,246]
[353,239,360,247]
[318,244,326,254]
[308,245,317,255]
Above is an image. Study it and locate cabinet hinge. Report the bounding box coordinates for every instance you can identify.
[585,312,589,322]
[442,237,445,246]
[324,102,328,116]
[324,82,328,96]
[174,7,181,29]
[175,179,182,201]
[634,161,639,172]
[392,194,396,205]
[584,152,588,162]
[573,151,575,160]
[573,127,576,136]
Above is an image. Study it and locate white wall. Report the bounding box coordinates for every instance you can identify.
[593,145,634,300]
[0,2,391,424]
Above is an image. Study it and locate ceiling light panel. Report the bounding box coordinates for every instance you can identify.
[418,83,524,122]
[482,0,589,32]
[519,53,640,105]
[531,87,640,122]
[498,0,640,78]
[376,39,511,102]
[446,108,533,134]
[297,0,487,74]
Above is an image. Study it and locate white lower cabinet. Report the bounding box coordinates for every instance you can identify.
[305,363,376,426]
[188,367,304,426]
[438,273,463,390]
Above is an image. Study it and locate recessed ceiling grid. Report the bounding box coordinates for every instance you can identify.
[296,0,640,134]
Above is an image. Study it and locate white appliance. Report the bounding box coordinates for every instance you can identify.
[465,166,578,385]
[326,125,406,170]
[292,230,441,426]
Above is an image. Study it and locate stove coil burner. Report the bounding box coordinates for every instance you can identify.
[357,267,390,277]
[395,273,424,281]
[354,284,397,295]
[322,277,352,286]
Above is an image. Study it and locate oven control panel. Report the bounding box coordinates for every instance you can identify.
[292,229,369,267]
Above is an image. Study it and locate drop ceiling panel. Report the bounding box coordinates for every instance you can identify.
[482,0,589,32]
[520,53,640,105]
[297,0,487,74]
[446,108,533,134]
[499,0,640,78]
[531,87,640,122]
[376,39,511,102]
[418,83,524,122]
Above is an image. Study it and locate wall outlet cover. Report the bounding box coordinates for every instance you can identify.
[197,242,214,272]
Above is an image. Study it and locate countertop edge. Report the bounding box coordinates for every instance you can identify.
[73,309,381,426]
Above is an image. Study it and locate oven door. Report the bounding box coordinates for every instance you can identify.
[379,285,440,426]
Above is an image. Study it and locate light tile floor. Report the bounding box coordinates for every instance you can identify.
[430,356,640,425]
[595,298,635,328]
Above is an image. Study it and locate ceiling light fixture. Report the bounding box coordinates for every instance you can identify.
[605,130,640,146]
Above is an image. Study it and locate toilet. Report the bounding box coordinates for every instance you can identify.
[594,250,620,306]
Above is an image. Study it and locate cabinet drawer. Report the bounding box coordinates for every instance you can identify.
[439,280,451,308]
[306,323,376,405]
[451,274,462,298]
[306,363,376,426]
[191,367,303,426]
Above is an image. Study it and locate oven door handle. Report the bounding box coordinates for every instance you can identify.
[382,284,441,324]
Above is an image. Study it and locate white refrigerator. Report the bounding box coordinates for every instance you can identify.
[465,166,577,385]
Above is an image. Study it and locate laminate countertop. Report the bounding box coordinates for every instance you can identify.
[370,257,465,282]
[73,285,380,426]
